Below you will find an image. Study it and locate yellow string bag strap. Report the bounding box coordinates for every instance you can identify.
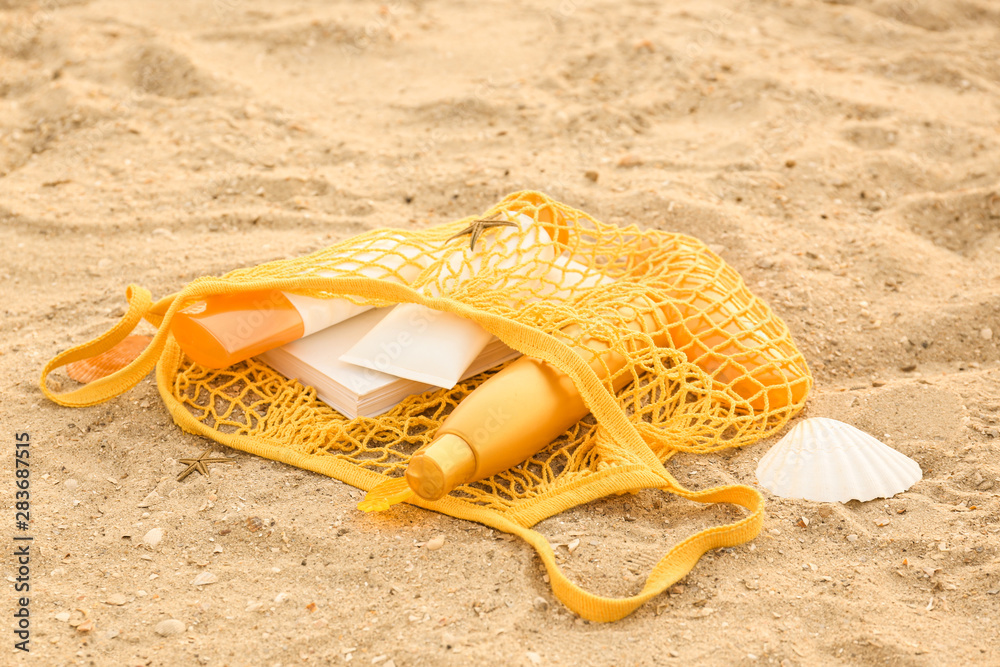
[39,285,177,408]
[505,478,764,623]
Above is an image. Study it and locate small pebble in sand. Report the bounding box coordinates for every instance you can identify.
[143,527,163,549]
[981,327,993,340]
[846,534,859,543]
[274,592,289,604]
[64,479,79,492]
[584,170,599,182]
[154,619,185,636]
[55,612,71,622]
[617,154,643,168]
[424,535,445,551]
[104,593,128,606]
[151,228,177,240]
[192,572,218,586]
[527,652,543,665]
[533,597,549,612]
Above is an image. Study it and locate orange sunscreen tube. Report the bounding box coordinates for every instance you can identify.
[170,290,369,369]
[663,272,810,412]
[171,235,427,368]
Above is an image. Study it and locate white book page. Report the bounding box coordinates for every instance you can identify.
[263,307,397,397]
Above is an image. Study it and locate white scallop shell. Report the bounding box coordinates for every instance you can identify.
[755,418,922,503]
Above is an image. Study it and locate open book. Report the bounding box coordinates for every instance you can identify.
[259,307,520,418]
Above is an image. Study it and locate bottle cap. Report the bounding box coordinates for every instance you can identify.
[405,434,476,501]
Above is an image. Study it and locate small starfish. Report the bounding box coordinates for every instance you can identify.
[176,449,235,482]
[447,214,519,251]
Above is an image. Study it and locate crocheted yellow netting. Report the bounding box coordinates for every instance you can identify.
[41,191,811,622]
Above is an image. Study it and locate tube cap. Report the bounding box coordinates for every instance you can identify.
[405,434,476,501]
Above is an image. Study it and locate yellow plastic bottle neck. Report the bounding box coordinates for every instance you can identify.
[405,434,477,501]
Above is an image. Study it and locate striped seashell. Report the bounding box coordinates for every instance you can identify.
[755,417,922,503]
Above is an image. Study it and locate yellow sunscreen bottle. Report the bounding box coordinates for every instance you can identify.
[362,292,808,508]
[403,304,660,501]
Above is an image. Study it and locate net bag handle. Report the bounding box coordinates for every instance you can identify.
[506,479,764,622]
[40,285,177,408]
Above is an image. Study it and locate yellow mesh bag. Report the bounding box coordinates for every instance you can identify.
[40,191,811,622]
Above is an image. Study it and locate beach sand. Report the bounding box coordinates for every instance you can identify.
[2,0,999,664]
